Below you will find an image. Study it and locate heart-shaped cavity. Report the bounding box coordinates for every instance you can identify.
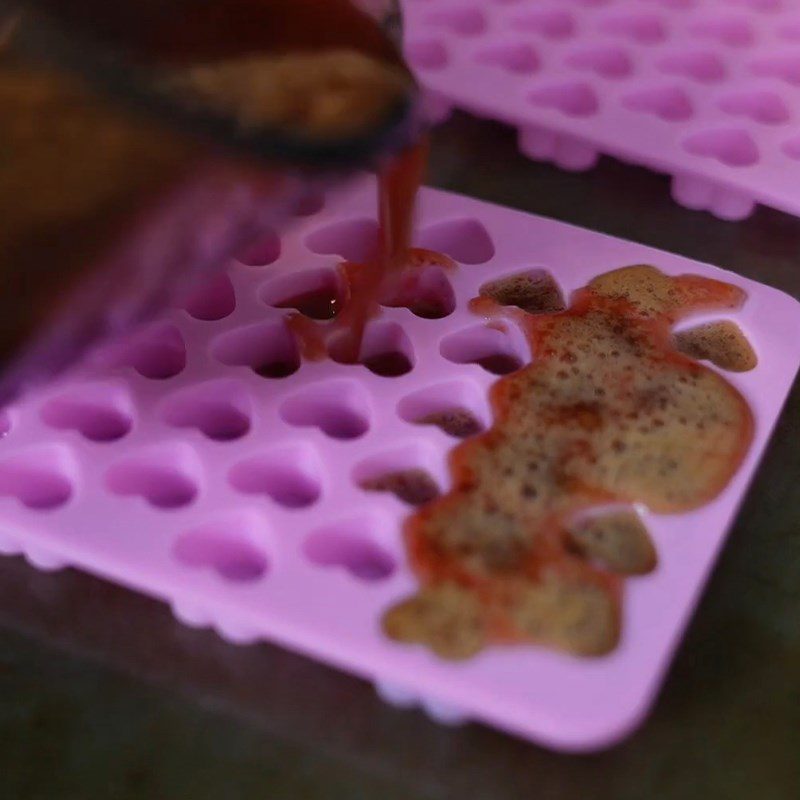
[289,190,325,217]
[513,9,576,40]
[211,320,300,379]
[303,520,395,581]
[425,7,487,37]
[781,134,800,159]
[398,380,490,438]
[381,264,456,319]
[99,323,187,380]
[416,218,494,264]
[40,383,133,442]
[173,515,269,582]
[528,82,599,117]
[779,19,800,41]
[161,379,252,441]
[183,271,236,321]
[622,85,694,121]
[719,90,790,125]
[405,38,449,71]
[260,267,345,320]
[305,217,381,263]
[353,443,442,506]
[475,42,540,75]
[682,128,759,167]
[565,45,633,79]
[440,323,528,375]
[331,320,416,377]
[690,15,755,47]
[106,445,199,509]
[750,54,800,86]
[598,13,667,44]
[279,380,371,440]
[726,0,781,11]
[229,443,322,508]
[657,51,726,82]
[0,446,75,510]
[236,228,281,267]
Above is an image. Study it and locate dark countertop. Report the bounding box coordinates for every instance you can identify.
[1,114,798,800]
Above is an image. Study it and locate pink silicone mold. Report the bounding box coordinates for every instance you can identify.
[403,0,800,220]
[0,178,798,751]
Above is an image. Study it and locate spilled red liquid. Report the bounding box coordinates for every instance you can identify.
[382,265,756,660]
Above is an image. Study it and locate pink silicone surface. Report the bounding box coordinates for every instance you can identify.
[0,178,798,752]
[403,0,800,220]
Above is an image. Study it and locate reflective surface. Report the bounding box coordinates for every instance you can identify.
[1,114,798,799]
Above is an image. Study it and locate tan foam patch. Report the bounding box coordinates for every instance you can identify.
[382,583,487,660]
[385,265,754,659]
[674,321,758,372]
[566,511,657,575]
[417,408,483,439]
[360,468,440,506]
[480,270,566,315]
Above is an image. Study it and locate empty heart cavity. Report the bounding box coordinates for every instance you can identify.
[331,320,415,377]
[622,85,693,121]
[565,45,633,79]
[173,514,269,582]
[40,383,133,442]
[718,90,789,125]
[598,13,667,44]
[381,265,456,319]
[260,267,344,320]
[183,272,236,321]
[528,82,599,117]
[305,218,380,263]
[682,128,759,167]
[229,444,322,508]
[689,16,755,47]
[725,0,782,11]
[750,54,800,86]
[440,323,527,375]
[513,9,576,40]
[416,218,494,264]
[397,380,489,438]
[425,7,487,36]
[279,380,371,439]
[212,320,300,379]
[161,380,252,441]
[646,0,696,8]
[303,520,395,581]
[565,0,613,6]
[780,134,800,159]
[657,51,726,82]
[106,445,199,508]
[289,190,325,217]
[405,38,449,71]
[0,447,75,510]
[236,228,281,266]
[101,323,186,380]
[475,42,540,75]
[353,444,441,506]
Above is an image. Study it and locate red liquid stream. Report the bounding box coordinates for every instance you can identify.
[287,138,432,363]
